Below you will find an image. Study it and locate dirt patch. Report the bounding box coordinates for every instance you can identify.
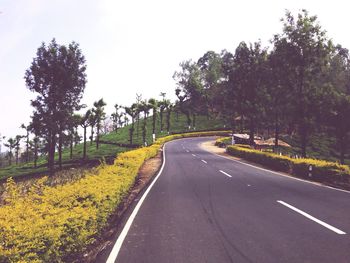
[79,150,163,262]
[200,139,243,161]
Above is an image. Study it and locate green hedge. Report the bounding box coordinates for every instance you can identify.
[226,145,350,184]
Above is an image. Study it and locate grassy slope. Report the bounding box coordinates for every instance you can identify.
[0,113,225,180]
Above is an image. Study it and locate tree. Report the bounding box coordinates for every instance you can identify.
[197,51,224,118]
[276,10,332,157]
[68,114,81,160]
[79,109,91,160]
[165,100,173,133]
[111,104,121,134]
[173,60,203,129]
[125,104,138,145]
[88,110,96,146]
[93,98,106,150]
[233,41,269,145]
[20,124,30,162]
[139,100,151,145]
[29,115,42,168]
[326,95,350,164]
[4,138,16,166]
[14,135,22,165]
[0,134,5,167]
[158,100,166,132]
[148,98,158,135]
[25,39,87,173]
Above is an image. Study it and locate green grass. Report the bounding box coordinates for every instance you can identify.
[0,113,225,180]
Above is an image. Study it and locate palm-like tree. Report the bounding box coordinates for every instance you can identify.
[4,138,16,165]
[148,98,158,135]
[93,99,107,149]
[125,103,138,145]
[80,109,91,160]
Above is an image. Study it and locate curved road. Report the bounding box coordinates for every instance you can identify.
[104,137,350,263]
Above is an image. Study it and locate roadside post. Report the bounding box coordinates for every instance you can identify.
[308,165,312,177]
[152,133,156,143]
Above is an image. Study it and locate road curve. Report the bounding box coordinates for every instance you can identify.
[105,137,350,263]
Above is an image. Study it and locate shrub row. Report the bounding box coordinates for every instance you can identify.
[226,145,350,184]
[0,130,227,263]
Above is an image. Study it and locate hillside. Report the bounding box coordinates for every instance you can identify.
[0,113,225,180]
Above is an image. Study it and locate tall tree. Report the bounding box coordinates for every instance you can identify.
[79,109,91,160]
[139,100,151,145]
[88,110,96,146]
[125,104,138,145]
[165,100,173,133]
[93,98,106,150]
[25,39,87,173]
[4,138,16,166]
[20,124,30,162]
[148,98,158,135]
[111,104,121,134]
[276,10,332,157]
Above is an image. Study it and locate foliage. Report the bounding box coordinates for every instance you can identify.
[0,131,228,262]
[226,145,350,184]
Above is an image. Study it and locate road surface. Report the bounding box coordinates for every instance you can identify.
[104,137,350,263]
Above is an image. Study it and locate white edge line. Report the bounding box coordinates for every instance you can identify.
[205,149,350,195]
[219,170,232,178]
[106,144,167,263]
[201,160,207,164]
[277,200,346,235]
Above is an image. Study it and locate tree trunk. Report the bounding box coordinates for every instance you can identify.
[48,133,56,174]
[8,148,12,165]
[166,110,171,132]
[274,112,279,152]
[249,120,255,146]
[160,110,163,132]
[15,149,19,165]
[339,134,346,165]
[26,132,29,162]
[96,122,100,150]
[300,123,307,158]
[34,139,38,168]
[192,113,196,130]
[83,127,87,160]
[142,118,147,145]
[152,109,156,134]
[70,134,73,159]
[90,125,94,146]
[58,132,63,169]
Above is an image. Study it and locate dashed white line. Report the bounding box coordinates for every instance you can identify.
[201,160,207,164]
[186,150,189,153]
[219,170,232,178]
[192,154,196,157]
[277,200,346,235]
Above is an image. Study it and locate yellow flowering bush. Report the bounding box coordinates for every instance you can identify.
[226,145,350,184]
[0,130,226,262]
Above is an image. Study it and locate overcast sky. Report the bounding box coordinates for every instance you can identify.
[0,0,349,142]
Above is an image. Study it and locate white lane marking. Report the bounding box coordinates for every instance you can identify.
[277,200,346,235]
[247,184,251,187]
[186,150,189,153]
[219,170,232,178]
[192,154,196,157]
[208,150,350,195]
[106,145,167,263]
[201,160,207,164]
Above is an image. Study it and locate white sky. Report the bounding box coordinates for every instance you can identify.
[0,0,349,140]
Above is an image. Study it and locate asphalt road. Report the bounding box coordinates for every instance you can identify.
[105,137,350,263]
